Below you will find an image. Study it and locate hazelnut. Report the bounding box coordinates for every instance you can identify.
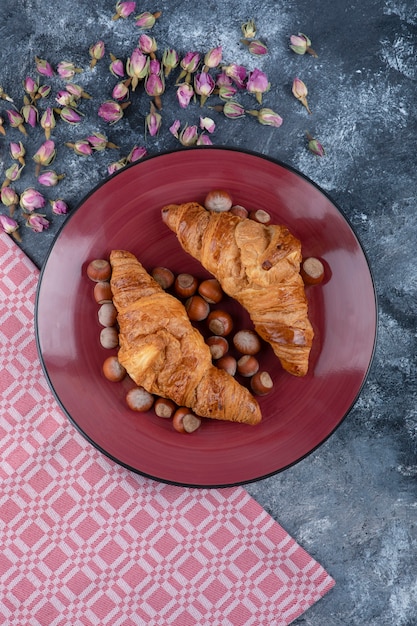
[94,281,113,304]
[152,266,175,290]
[204,189,233,212]
[250,371,274,396]
[237,354,259,377]
[300,257,325,285]
[98,302,118,327]
[172,407,201,433]
[154,397,176,418]
[198,278,223,304]
[216,355,237,376]
[174,273,198,298]
[206,335,229,360]
[185,295,210,321]
[207,310,233,336]
[100,326,119,349]
[102,356,126,382]
[126,386,154,412]
[249,209,271,225]
[87,259,111,282]
[230,204,249,218]
[232,329,262,355]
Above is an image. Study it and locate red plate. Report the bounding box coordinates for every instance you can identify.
[35,147,377,487]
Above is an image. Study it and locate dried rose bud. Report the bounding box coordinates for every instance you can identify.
[204,46,222,70]
[242,39,268,55]
[57,61,82,80]
[65,140,93,156]
[290,33,317,57]
[109,54,125,77]
[112,1,136,20]
[179,124,198,146]
[162,48,179,77]
[112,81,130,101]
[38,170,65,186]
[55,90,76,107]
[169,119,181,138]
[65,83,92,99]
[292,77,311,114]
[50,199,69,215]
[37,84,51,99]
[218,85,237,100]
[98,100,125,124]
[32,139,56,175]
[241,18,256,39]
[25,213,49,232]
[89,40,105,68]
[306,132,325,156]
[135,11,161,29]
[40,107,56,140]
[194,72,215,107]
[177,51,200,83]
[6,110,27,135]
[222,100,246,119]
[126,48,149,90]
[34,56,54,77]
[145,101,161,137]
[126,145,147,162]
[176,83,194,108]
[58,106,83,124]
[1,186,19,216]
[10,141,26,165]
[0,86,14,103]
[87,132,118,151]
[138,34,157,56]
[21,103,38,128]
[246,68,270,104]
[222,63,247,88]
[2,163,24,187]
[145,72,165,109]
[23,76,38,99]
[247,107,283,127]
[216,72,233,88]
[20,188,46,212]
[0,214,21,241]
[196,133,213,146]
[199,116,216,133]
[108,159,126,175]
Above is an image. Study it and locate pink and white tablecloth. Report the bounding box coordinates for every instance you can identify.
[0,233,334,626]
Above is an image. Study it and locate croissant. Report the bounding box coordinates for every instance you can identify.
[161,202,314,377]
[109,250,261,425]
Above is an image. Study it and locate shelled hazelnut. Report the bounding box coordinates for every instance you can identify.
[300,257,325,285]
[154,397,176,418]
[198,278,223,304]
[172,407,202,433]
[185,295,210,321]
[206,335,229,360]
[87,259,111,282]
[94,281,113,304]
[98,302,118,327]
[174,273,198,298]
[232,329,262,355]
[102,355,126,382]
[126,386,154,412]
[207,310,233,336]
[100,326,119,349]
[249,209,271,225]
[230,204,249,218]
[216,354,237,376]
[250,371,274,396]
[152,266,175,290]
[204,189,233,212]
[237,354,259,377]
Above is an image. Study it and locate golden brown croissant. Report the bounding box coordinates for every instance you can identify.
[109,250,261,425]
[161,202,314,377]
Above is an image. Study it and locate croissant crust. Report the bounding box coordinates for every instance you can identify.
[161,202,314,376]
[109,250,261,425]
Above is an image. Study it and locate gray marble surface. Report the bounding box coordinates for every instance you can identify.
[1,0,416,624]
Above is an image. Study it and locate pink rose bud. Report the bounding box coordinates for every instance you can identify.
[138,34,157,55]
[179,124,198,146]
[50,199,69,215]
[65,83,91,99]
[57,61,82,80]
[38,170,65,186]
[145,72,165,98]
[204,46,222,69]
[169,119,181,138]
[21,104,38,128]
[222,100,246,119]
[247,107,283,127]
[34,56,54,77]
[218,85,237,100]
[196,133,213,146]
[3,163,24,186]
[40,107,56,139]
[292,77,311,113]
[216,72,233,87]
[25,213,49,232]
[23,76,38,98]
[65,140,93,156]
[10,141,26,164]
[32,140,56,173]
[89,40,105,68]
[135,11,161,29]
[55,90,75,107]
[112,1,136,20]
[194,72,215,106]
[306,132,325,156]
[109,54,125,77]
[98,100,124,124]
[222,64,247,88]
[108,159,126,174]
[6,109,27,135]
[145,102,161,137]
[246,40,268,55]
[241,18,256,39]
[127,145,147,162]
[1,186,19,216]
[290,33,317,57]
[37,84,51,99]
[126,48,149,90]
[246,68,270,104]
[59,106,83,124]
[20,188,46,212]
[199,116,216,133]
[0,214,21,240]
[87,132,118,151]
[177,51,200,83]
[162,48,179,77]
[176,83,194,108]
[112,81,130,101]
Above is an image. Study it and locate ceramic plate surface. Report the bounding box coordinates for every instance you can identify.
[35,147,377,487]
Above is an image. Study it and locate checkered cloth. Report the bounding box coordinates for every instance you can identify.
[0,233,334,626]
